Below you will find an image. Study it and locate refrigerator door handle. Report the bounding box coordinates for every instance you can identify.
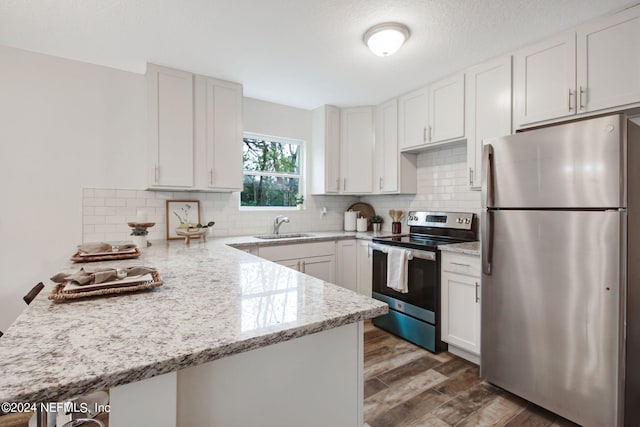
[482,210,494,275]
[482,144,494,208]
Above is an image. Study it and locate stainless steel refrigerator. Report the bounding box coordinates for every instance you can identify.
[481,114,640,427]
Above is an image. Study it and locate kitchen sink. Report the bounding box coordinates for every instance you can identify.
[253,233,315,240]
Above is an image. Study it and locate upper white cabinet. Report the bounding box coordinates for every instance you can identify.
[429,73,465,143]
[194,76,243,191]
[515,5,640,127]
[375,99,417,194]
[340,107,374,194]
[514,33,576,126]
[398,74,465,152]
[577,6,640,113]
[311,105,341,194]
[398,87,429,150]
[465,56,512,190]
[148,64,194,188]
[147,63,243,191]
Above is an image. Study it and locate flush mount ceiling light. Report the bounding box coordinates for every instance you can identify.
[363,22,410,57]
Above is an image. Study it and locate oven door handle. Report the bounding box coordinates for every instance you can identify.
[369,243,436,261]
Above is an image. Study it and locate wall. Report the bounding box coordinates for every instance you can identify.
[0,45,147,331]
[361,141,481,232]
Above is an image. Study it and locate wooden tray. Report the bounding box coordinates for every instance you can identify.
[70,248,141,263]
[49,271,163,301]
[348,202,376,231]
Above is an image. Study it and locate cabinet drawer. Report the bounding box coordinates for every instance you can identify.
[258,241,335,262]
[441,253,480,277]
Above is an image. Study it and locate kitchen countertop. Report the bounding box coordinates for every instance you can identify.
[224,230,403,248]
[0,237,387,403]
[438,241,481,256]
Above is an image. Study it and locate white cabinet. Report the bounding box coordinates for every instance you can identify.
[374,99,417,194]
[398,74,465,152]
[147,63,243,191]
[194,76,243,191]
[258,241,336,283]
[514,5,640,127]
[465,56,512,190]
[441,252,481,363]
[311,105,341,194]
[356,240,372,297]
[147,64,194,188]
[336,240,358,292]
[577,6,640,113]
[340,107,374,194]
[429,73,465,143]
[514,32,576,126]
[398,87,429,150]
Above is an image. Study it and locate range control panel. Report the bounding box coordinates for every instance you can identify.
[406,211,474,230]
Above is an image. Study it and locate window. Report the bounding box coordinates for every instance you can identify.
[241,133,303,208]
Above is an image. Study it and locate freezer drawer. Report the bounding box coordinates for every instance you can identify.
[481,210,623,427]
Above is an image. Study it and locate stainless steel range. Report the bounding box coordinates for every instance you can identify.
[370,211,476,352]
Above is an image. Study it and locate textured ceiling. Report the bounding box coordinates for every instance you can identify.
[0,0,636,109]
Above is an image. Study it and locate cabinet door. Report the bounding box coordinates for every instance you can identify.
[301,255,335,283]
[441,270,481,356]
[275,259,301,271]
[514,33,576,127]
[147,64,194,188]
[375,99,399,193]
[203,78,243,190]
[340,107,373,194]
[356,240,373,297]
[398,87,429,150]
[311,105,341,194]
[336,240,357,292]
[429,74,465,143]
[465,56,512,190]
[577,6,640,113]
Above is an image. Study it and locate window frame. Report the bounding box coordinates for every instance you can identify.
[239,132,305,211]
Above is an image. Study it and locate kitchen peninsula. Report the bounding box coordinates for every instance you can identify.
[0,238,387,427]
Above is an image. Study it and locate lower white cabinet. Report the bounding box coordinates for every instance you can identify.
[258,241,335,283]
[441,251,481,363]
[356,240,373,297]
[336,240,358,292]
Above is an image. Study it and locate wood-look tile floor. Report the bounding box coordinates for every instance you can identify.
[363,320,581,427]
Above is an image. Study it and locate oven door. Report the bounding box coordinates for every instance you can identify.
[370,243,439,323]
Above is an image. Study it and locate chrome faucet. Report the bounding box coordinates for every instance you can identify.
[273,215,290,235]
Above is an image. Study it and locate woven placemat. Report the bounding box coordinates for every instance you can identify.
[70,248,141,263]
[49,271,163,302]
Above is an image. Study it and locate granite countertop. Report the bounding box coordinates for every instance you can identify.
[438,241,481,256]
[224,230,404,248]
[0,238,387,403]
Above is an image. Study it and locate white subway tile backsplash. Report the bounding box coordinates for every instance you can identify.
[115,189,137,199]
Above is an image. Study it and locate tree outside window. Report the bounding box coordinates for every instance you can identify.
[241,133,303,208]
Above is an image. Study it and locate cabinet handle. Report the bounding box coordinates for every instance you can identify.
[469,168,473,187]
[428,125,432,142]
[379,177,383,190]
[297,260,301,271]
[154,165,159,183]
[336,178,340,192]
[209,169,214,185]
[423,126,427,142]
[301,260,306,273]
[451,262,471,267]
[579,86,585,111]
[475,282,480,303]
[343,178,346,191]
[568,89,573,112]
